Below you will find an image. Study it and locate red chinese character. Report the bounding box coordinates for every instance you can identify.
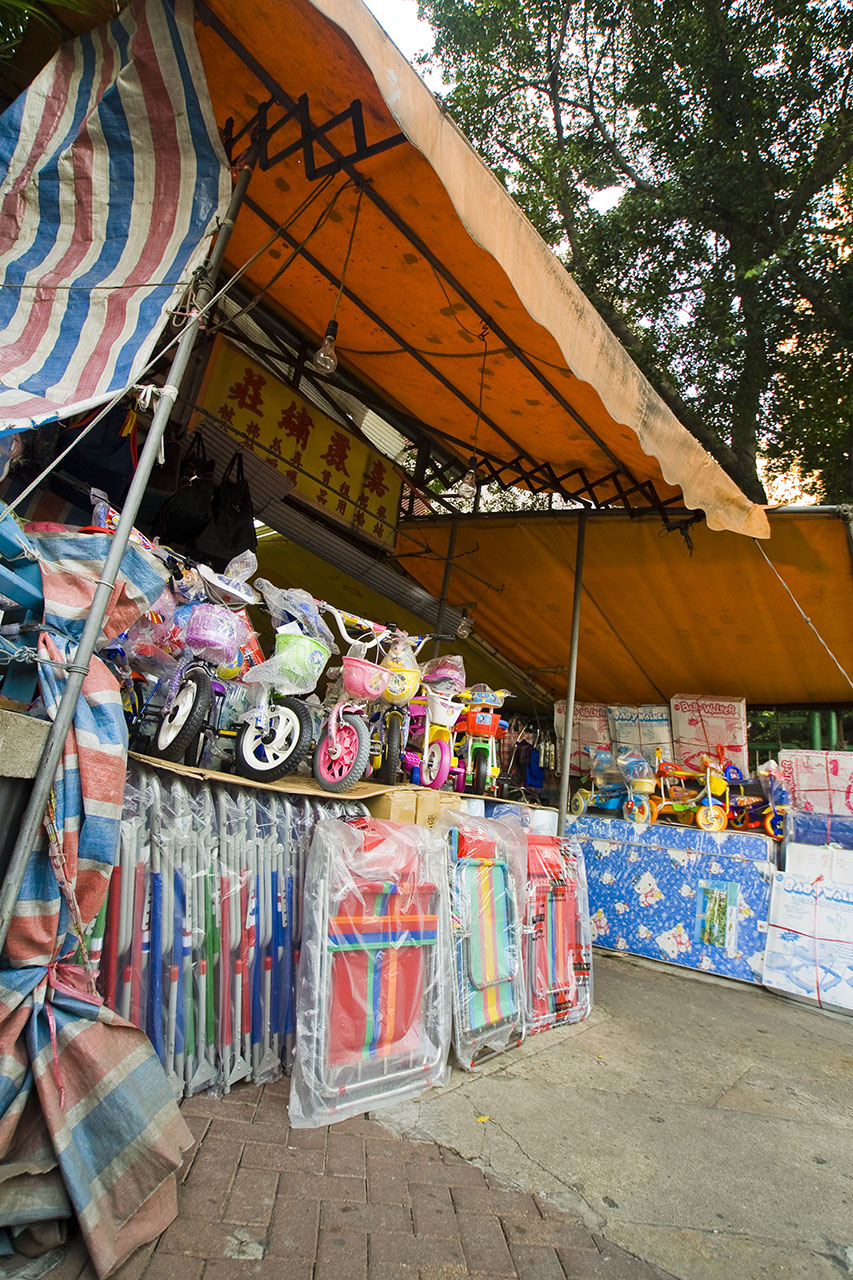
[284,470,297,486]
[321,469,332,486]
[364,459,388,497]
[321,431,352,476]
[218,403,235,424]
[339,481,352,500]
[246,421,260,440]
[291,450,303,468]
[278,402,312,452]
[336,497,348,515]
[264,454,279,470]
[270,437,282,456]
[228,367,266,414]
[316,489,328,506]
[375,504,386,520]
[373,521,385,538]
[353,508,365,527]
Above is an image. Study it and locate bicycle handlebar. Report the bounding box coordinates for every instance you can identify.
[317,600,445,657]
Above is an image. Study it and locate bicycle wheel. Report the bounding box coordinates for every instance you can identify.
[569,791,588,817]
[235,695,313,782]
[419,737,450,788]
[623,798,652,823]
[471,752,489,795]
[376,713,402,784]
[156,669,211,762]
[312,713,370,792]
[695,803,728,832]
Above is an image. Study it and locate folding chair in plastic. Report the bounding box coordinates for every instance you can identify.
[524,834,593,1033]
[447,823,525,1069]
[289,818,451,1127]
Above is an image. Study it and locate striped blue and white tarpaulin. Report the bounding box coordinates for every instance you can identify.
[0,0,230,431]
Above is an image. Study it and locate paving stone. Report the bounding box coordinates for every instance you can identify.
[451,1185,539,1217]
[557,1243,656,1279]
[41,1233,90,1280]
[111,1239,157,1280]
[368,1169,412,1205]
[278,1170,366,1202]
[369,1231,466,1270]
[260,1074,291,1098]
[417,1268,470,1280]
[326,1131,367,1177]
[367,1144,410,1173]
[155,1219,265,1259]
[203,1262,313,1280]
[206,1116,289,1145]
[266,1198,320,1260]
[591,1236,660,1278]
[321,1201,413,1235]
[455,1212,516,1276]
[223,1166,279,1227]
[140,1255,205,1280]
[502,1216,599,1251]
[177,1159,237,1218]
[509,1243,567,1280]
[315,1226,368,1280]
[284,1125,327,1150]
[240,1139,323,1174]
[409,1183,458,1239]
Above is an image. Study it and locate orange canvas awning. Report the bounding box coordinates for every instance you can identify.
[12,0,769,538]
[394,509,853,705]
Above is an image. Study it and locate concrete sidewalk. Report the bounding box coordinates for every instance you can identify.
[381,953,853,1280]
[52,1076,674,1280]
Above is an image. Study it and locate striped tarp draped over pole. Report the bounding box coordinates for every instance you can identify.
[0,530,195,1277]
[0,0,229,430]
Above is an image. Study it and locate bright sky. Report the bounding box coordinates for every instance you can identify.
[362,0,435,62]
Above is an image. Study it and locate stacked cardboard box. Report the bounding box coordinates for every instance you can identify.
[670,694,748,774]
[554,701,611,774]
[607,704,673,767]
[778,750,853,815]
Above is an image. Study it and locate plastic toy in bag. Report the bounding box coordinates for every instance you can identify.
[255,578,337,651]
[420,653,466,694]
[289,818,452,1127]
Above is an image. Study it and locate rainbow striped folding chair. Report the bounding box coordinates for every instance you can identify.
[524,835,592,1033]
[448,827,524,1069]
[289,819,451,1127]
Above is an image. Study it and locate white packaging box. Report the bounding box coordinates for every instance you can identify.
[778,750,853,815]
[785,842,853,885]
[763,871,853,1013]
[670,694,748,774]
[554,701,611,773]
[607,704,673,766]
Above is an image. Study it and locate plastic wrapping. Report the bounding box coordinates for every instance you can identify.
[420,654,466,693]
[91,762,369,1097]
[785,808,853,851]
[242,624,330,698]
[255,578,337,651]
[437,810,526,1069]
[289,818,452,1128]
[523,834,593,1033]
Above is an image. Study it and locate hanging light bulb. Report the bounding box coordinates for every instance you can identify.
[312,319,338,373]
[457,456,478,496]
[456,610,473,640]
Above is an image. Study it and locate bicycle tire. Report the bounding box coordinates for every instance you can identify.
[376,713,402,784]
[312,713,371,792]
[156,669,212,762]
[472,752,489,795]
[235,695,313,782]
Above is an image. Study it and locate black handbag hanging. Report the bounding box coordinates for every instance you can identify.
[157,433,216,549]
[190,449,257,572]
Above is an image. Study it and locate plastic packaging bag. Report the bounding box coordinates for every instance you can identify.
[289,818,451,1127]
[255,579,337,651]
[420,653,466,693]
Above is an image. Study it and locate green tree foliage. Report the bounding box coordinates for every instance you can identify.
[417,0,853,502]
[0,0,96,63]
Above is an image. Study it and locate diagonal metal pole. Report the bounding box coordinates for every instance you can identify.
[557,514,587,836]
[0,145,259,956]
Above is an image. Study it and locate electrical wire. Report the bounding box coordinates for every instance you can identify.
[752,538,853,692]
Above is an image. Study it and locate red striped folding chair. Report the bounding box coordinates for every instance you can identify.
[524,835,593,1033]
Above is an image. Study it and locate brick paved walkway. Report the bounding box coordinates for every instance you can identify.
[52,1077,675,1280]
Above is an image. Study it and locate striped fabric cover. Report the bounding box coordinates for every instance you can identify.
[458,859,518,1032]
[526,841,578,1028]
[0,0,229,430]
[0,534,190,1276]
[327,881,438,1066]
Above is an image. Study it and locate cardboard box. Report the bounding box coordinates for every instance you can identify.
[554,701,611,774]
[778,750,853,816]
[763,871,853,1013]
[367,786,419,824]
[607,704,673,767]
[670,695,748,774]
[785,842,853,886]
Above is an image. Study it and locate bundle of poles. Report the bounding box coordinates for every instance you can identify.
[86,762,369,1096]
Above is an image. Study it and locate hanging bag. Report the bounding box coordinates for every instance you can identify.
[157,434,215,550]
[190,449,257,572]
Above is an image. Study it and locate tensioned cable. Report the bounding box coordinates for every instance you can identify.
[752,537,853,691]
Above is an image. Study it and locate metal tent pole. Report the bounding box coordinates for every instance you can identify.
[557,515,587,836]
[0,147,258,955]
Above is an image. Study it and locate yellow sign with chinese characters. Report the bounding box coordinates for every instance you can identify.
[194,338,401,547]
